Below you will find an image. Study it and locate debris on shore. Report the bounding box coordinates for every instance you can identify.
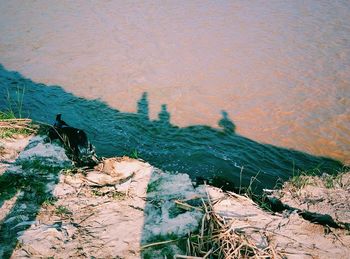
[1,135,205,258]
[1,132,349,258]
[183,182,350,258]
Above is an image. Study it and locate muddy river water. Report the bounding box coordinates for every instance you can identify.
[0,1,349,190]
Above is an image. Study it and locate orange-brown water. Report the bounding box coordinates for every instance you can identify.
[0,0,349,164]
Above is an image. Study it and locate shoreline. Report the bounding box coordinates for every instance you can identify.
[0,127,349,258]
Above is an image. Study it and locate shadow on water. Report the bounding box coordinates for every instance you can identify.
[0,64,345,193]
[0,64,347,257]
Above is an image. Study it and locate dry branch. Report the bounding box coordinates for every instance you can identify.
[141,239,180,250]
[182,188,285,259]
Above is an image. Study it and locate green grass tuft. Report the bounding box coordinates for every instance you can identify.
[0,110,34,138]
[0,111,33,138]
[129,149,139,159]
[55,205,72,216]
[43,196,58,206]
[290,174,311,190]
[0,86,35,138]
[0,110,16,120]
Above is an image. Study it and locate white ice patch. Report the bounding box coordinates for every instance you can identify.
[147,173,200,200]
[143,172,204,242]
[18,136,71,165]
[143,204,202,241]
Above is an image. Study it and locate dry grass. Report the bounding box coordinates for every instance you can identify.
[0,118,37,138]
[176,189,284,259]
[141,187,285,258]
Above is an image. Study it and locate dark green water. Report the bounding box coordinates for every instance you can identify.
[0,65,345,193]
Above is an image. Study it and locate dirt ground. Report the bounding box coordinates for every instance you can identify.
[206,184,350,258]
[0,135,203,258]
[1,135,349,258]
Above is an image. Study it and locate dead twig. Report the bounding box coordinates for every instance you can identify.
[175,200,203,212]
[78,212,95,224]
[141,239,181,250]
[185,187,286,259]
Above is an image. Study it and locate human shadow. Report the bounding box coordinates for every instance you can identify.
[157,104,171,126]
[0,63,347,257]
[0,64,346,194]
[137,92,150,120]
[218,110,236,134]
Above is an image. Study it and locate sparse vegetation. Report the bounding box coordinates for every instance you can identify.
[0,160,61,207]
[129,149,139,159]
[0,110,16,120]
[91,188,126,200]
[286,168,349,191]
[290,173,312,189]
[6,86,26,118]
[141,192,284,258]
[322,172,348,189]
[55,205,72,216]
[0,88,37,138]
[61,167,83,175]
[0,112,35,138]
[324,174,335,188]
[288,168,324,190]
[43,196,58,206]
[111,191,126,200]
[91,188,105,197]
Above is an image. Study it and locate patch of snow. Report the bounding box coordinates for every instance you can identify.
[143,172,204,243]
